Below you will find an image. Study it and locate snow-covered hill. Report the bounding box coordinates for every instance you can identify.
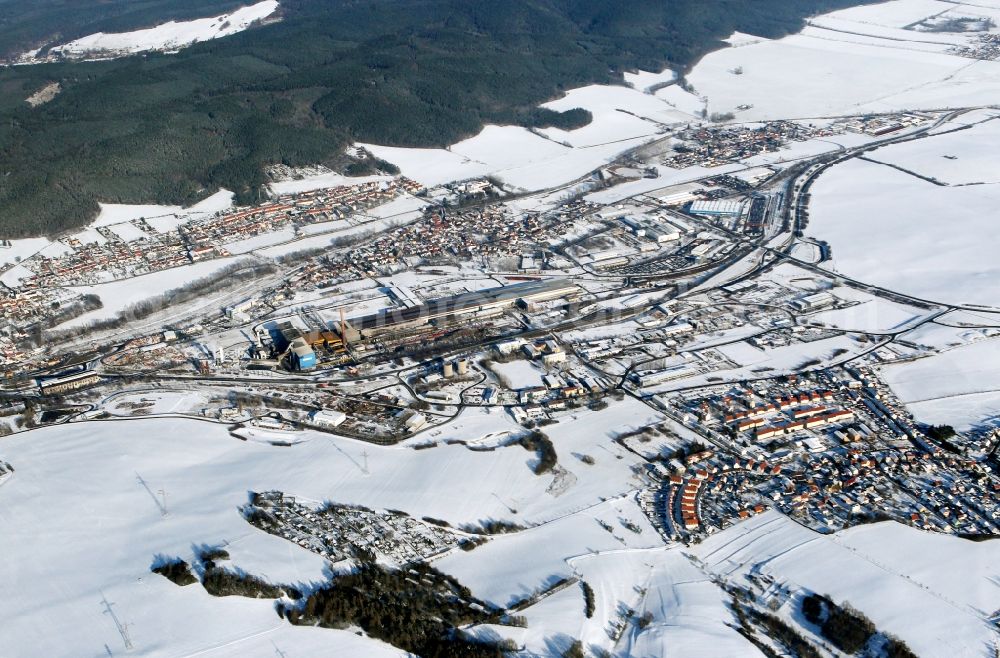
[49,1,279,59]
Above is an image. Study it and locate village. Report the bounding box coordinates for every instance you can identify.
[244,491,474,566]
[639,369,1000,543]
[11,178,423,290]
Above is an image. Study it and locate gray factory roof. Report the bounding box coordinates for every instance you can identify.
[351,279,576,332]
[289,337,314,357]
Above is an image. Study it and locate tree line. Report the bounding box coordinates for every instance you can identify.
[0,0,877,238]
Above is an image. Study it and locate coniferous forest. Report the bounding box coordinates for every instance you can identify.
[0,0,875,237]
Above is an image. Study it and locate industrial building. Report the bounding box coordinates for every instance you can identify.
[37,370,102,395]
[650,182,702,206]
[311,409,347,429]
[620,215,682,245]
[273,320,318,370]
[494,337,526,355]
[791,291,836,312]
[689,199,745,217]
[633,364,699,387]
[398,409,428,432]
[620,216,646,237]
[645,226,680,243]
[347,279,578,338]
[276,321,304,351]
[522,338,566,365]
[287,338,317,370]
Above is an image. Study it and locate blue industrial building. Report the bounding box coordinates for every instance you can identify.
[288,338,317,370]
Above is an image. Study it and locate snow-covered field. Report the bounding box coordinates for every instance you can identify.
[620,550,764,658]
[901,391,1000,430]
[490,359,545,389]
[809,156,1000,307]
[361,125,654,193]
[864,114,1000,185]
[624,68,677,93]
[649,334,866,393]
[881,337,1000,428]
[456,507,1000,657]
[686,0,1000,119]
[92,190,235,229]
[692,511,1000,658]
[0,419,405,657]
[268,171,393,196]
[103,390,211,417]
[62,256,254,328]
[0,396,664,656]
[462,538,765,658]
[0,236,51,268]
[50,1,280,58]
[358,67,705,193]
[807,287,929,333]
[439,495,662,609]
[536,85,687,148]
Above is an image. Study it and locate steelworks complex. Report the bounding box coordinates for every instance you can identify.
[348,279,579,338]
[271,279,579,370]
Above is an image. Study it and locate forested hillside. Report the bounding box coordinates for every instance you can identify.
[0,0,876,238]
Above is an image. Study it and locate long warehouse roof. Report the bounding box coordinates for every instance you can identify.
[351,279,575,331]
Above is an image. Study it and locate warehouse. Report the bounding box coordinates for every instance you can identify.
[633,364,698,387]
[689,199,745,217]
[791,291,836,312]
[38,370,102,395]
[311,409,347,428]
[620,216,646,236]
[645,226,680,243]
[382,282,422,308]
[651,182,702,206]
[348,279,578,338]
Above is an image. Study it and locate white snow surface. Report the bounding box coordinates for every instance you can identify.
[537,84,681,147]
[361,125,653,192]
[268,171,393,196]
[51,1,280,57]
[439,495,662,609]
[864,115,1000,185]
[653,84,705,117]
[624,67,677,93]
[358,75,702,193]
[0,237,51,268]
[0,401,657,657]
[882,337,1000,428]
[622,550,764,658]
[685,0,1000,120]
[693,511,1000,658]
[0,418,408,657]
[490,359,545,389]
[809,156,1000,307]
[62,256,253,328]
[807,287,927,333]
